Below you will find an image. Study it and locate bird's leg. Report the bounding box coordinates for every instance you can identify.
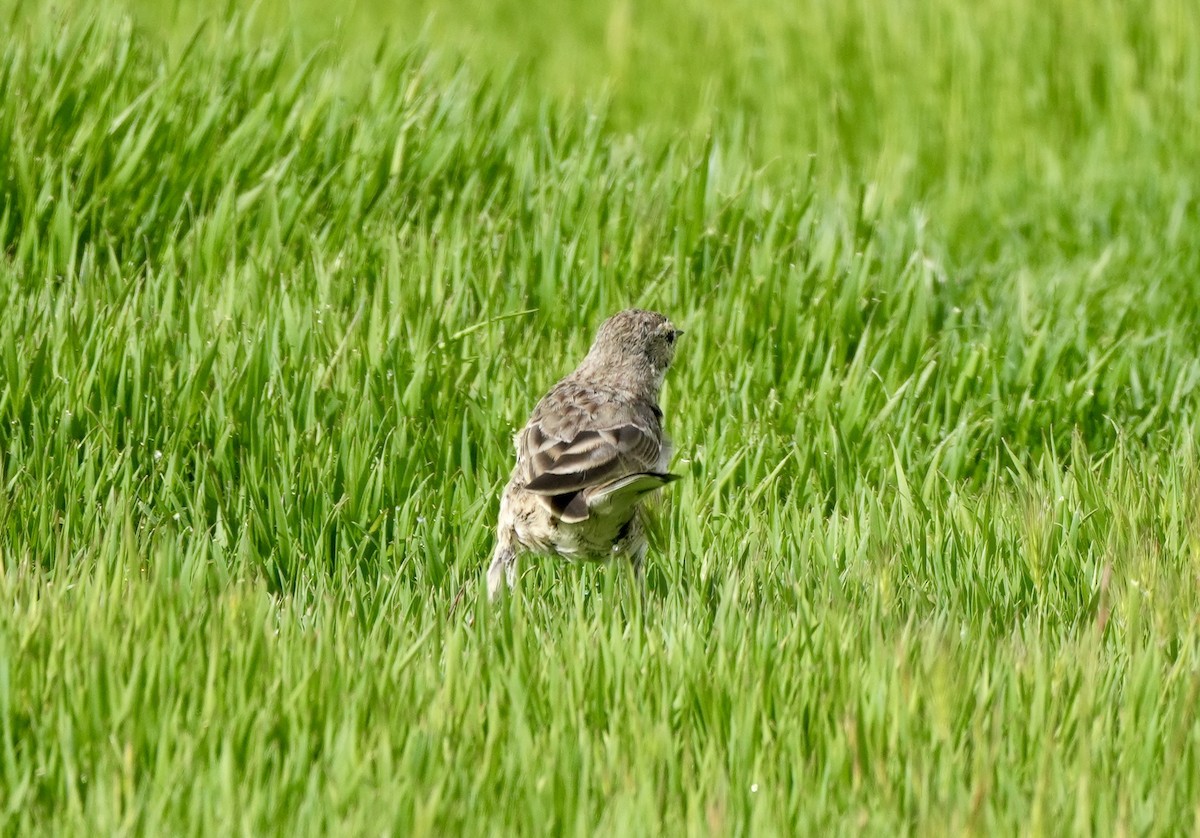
[629,549,644,580]
[487,541,519,601]
[630,541,648,594]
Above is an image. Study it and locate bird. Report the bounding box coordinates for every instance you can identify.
[488,308,683,599]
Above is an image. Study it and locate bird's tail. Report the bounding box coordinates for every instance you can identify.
[584,472,680,519]
[487,539,518,600]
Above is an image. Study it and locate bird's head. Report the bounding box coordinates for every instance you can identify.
[581,308,683,392]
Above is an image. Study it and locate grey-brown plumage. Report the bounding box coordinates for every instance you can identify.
[488,309,683,599]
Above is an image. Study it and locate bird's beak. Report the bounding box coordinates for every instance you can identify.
[674,329,685,339]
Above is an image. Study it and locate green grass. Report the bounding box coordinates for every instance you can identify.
[2,0,1200,833]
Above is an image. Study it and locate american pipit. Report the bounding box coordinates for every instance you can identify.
[488,309,683,599]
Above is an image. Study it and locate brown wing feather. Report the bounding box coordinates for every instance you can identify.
[523,423,660,494]
[517,384,665,519]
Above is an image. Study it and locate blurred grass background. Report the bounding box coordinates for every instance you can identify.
[131,0,1200,201]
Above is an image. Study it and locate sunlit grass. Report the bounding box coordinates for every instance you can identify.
[2,2,1200,833]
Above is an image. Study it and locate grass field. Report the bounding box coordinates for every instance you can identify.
[2,0,1200,833]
